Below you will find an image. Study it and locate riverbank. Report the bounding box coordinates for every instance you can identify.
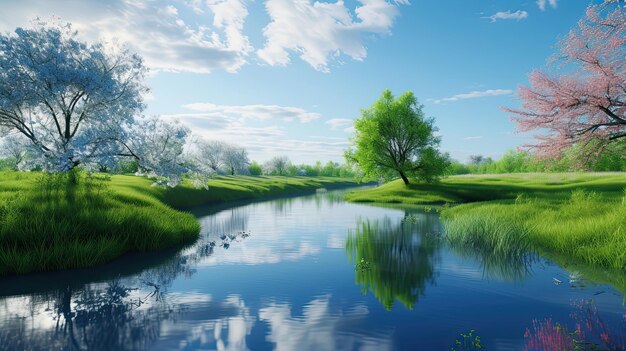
[345,173,626,271]
[0,172,361,276]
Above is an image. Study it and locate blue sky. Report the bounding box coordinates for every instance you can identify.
[0,0,603,164]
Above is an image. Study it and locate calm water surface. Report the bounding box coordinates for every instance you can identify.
[0,188,624,350]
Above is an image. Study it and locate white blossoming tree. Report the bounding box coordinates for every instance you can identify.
[263,156,291,176]
[193,139,250,175]
[221,144,250,175]
[0,134,30,170]
[0,22,201,185]
[195,140,226,173]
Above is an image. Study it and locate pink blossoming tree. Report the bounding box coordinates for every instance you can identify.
[505,2,625,158]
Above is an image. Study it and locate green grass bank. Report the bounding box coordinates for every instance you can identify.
[345,173,626,273]
[0,172,360,276]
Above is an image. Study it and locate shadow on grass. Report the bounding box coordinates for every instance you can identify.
[0,172,199,276]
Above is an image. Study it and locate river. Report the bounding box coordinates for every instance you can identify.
[0,188,624,350]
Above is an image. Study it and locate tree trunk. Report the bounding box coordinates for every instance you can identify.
[399,171,410,185]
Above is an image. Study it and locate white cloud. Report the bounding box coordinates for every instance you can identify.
[536,0,557,11]
[430,89,513,104]
[259,296,392,351]
[484,10,528,22]
[325,118,353,130]
[162,106,349,163]
[327,235,344,249]
[182,103,321,123]
[240,138,350,163]
[157,295,256,351]
[0,0,252,74]
[163,112,285,138]
[257,0,409,72]
[463,136,483,140]
[308,136,346,141]
[195,240,321,266]
[207,0,252,54]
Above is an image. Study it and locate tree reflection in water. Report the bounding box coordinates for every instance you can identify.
[0,280,182,351]
[0,202,255,351]
[345,211,441,311]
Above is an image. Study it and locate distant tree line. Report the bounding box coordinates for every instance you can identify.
[449,142,626,175]
[257,156,357,177]
[0,136,358,178]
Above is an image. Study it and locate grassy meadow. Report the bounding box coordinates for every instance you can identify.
[162,175,363,208]
[345,173,626,273]
[0,171,360,275]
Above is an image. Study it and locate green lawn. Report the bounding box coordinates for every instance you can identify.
[345,173,626,273]
[162,175,363,208]
[0,172,360,276]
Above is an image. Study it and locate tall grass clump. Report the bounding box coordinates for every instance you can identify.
[442,188,626,273]
[348,173,626,272]
[0,171,200,276]
[444,213,531,256]
[527,189,626,270]
[444,209,535,281]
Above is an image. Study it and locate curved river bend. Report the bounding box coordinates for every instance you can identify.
[0,188,624,350]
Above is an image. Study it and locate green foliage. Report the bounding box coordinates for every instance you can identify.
[255,159,357,178]
[0,158,14,171]
[296,161,357,178]
[449,142,626,175]
[114,158,139,174]
[0,171,361,275]
[445,211,535,282]
[346,89,449,185]
[0,171,199,276]
[354,258,372,271]
[248,161,263,176]
[319,161,337,176]
[286,164,299,176]
[451,329,484,351]
[346,173,626,274]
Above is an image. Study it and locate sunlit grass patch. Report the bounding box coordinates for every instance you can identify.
[347,173,626,271]
[0,172,199,275]
[0,171,361,275]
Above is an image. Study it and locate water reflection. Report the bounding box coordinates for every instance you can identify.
[442,215,538,283]
[524,300,626,350]
[0,280,259,351]
[0,189,624,350]
[0,233,224,351]
[0,280,182,351]
[446,236,538,283]
[158,295,255,351]
[194,197,323,266]
[259,295,392,351]
[269,191,345,215]
[345,212,441,310]
[202,207,250,238]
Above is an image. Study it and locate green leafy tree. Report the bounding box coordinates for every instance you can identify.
[248,161,263,176]
[320,161,339,177]
[346,89,449,185]
[286,164,299,176]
